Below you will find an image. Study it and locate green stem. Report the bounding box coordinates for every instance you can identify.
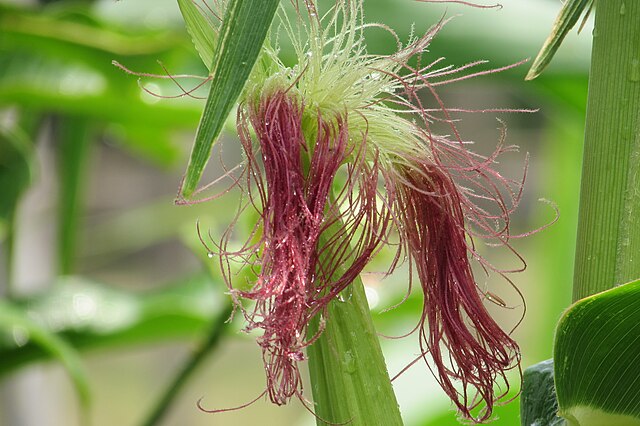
[572,0,640,301]
[4,211,16,298]
[307,228,403,425]
[140,303,232,426]
[57,118,92,275]
[0,113,38,298]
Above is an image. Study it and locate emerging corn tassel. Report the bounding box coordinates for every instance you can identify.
[156,0,540,421]
[228,89,390,405]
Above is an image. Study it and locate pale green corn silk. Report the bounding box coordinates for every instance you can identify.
[240,0,433,168]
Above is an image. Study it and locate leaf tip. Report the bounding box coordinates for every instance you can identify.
[525,67,541,81]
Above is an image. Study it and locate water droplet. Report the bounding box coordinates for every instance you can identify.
[306,51,313,58]
[207,252,214,258]
[288,351,305,361]
[12,326,29,347]
[620,2,626,15]
[337,286,353,303]
[629,59,640,82]
[342,351,356,374]
[318,314,326,326]
[370,72,381,80]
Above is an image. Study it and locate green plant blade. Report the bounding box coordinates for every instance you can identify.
[177,0,218,71]
[555,279,640,425]
[526,0,593,80]
[179,0,279,199]
[0,299,90,410]
[521,359,565,426]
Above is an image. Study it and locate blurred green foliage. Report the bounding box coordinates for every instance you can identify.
[0,125,34,240]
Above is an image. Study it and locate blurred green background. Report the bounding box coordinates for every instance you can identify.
[0,0,590,425]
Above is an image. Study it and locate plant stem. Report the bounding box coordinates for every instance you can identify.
[56,118,92,275]
[141,303,232,426]
[572,0,640,301]
[3,211,16,298]
[306,231,402,425]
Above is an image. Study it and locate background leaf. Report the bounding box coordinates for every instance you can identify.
[0,299,91,412]
[0,275,223,375]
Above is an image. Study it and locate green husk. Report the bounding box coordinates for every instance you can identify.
[306,219,402,426]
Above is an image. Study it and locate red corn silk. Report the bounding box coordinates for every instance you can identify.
[229,91,387,405]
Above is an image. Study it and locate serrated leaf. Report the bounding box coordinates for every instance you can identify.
[526,0,593,80]
[179,0,280,199]
[555,279,640,426]
[177,0,218,71]
[0,299,91,411]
